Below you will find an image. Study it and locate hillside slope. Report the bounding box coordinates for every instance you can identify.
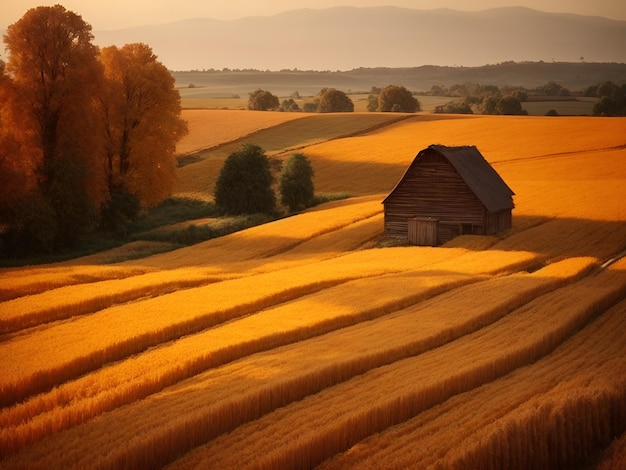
[1,115,626,468]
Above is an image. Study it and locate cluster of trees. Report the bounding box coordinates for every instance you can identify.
[249,85,422,114]
[427,82,569,99]
[366,85,421,113]
[0,6,187,256]
[429,83,529,115]
[429,80,626,116]
[214,144,314,215]
[248,88,354,113]
[585,81,626,116]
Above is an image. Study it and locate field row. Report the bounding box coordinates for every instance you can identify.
[317,298,626,469]
[2,258,622,468]
[0,245,545,454]
[166,259,626,470]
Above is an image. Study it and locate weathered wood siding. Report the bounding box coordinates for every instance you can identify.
[384,152,499,244]
[484,209,512,235]
[408,217,439,246]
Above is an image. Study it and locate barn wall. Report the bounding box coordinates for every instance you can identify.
[384,153,485,243]
[484,209,512,234]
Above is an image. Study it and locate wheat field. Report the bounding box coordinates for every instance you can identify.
[1,111,625,469]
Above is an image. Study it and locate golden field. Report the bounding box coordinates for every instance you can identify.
[1,111,625,469]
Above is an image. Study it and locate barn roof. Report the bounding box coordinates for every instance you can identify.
[383,144,515,213]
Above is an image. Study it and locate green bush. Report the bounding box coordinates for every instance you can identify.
[279,153,315,212]
[214,144,276,215]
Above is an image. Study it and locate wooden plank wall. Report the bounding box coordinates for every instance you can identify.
[384,153,485,242]
[408,217,438,246]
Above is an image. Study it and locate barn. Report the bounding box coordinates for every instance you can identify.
[382,144,514,245]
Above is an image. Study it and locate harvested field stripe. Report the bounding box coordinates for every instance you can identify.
[161,262,626,470]
[0,246,455,407]
[319,299,626,469]
[0,257,601,467]
[0,266,150,302]
[0,270,220,335]
[0,270,476,455]
[0,248,533,407]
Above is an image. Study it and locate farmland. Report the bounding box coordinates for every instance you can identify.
[1,111,626,468]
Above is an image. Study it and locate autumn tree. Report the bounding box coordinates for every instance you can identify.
[3,5,106,249]
[279,153,314,212]
[214,144,276,215]
[0,60,28,221]
[378,85,420,113]
[99,43,187,209]
[317,88,354,113]
[248,89,279,111]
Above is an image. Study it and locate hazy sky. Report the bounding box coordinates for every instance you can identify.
[2,0,626,30]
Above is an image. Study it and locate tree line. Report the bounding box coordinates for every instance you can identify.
[428,81,626,116]
[248,85,421,113]
[0,5,187,256]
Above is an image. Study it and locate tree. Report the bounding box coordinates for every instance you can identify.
[593,96,617,116]
[100,43,188,207]
[3,5,106,246]
[366,94,378,112]
[317,88,354,113]
[496,96,527,115]
[214,144,276,215]
[302,102,319,113]
[279,98,300,112]
[434,101,473,114]
[378,85,420,113]
[0,59,31,223]
[279,153,314,212]
[591,81,626,116]
[536,81,569,96]
[481,96,499,115]
[248,89,279,111]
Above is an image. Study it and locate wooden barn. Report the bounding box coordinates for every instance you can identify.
[383,144,514,245]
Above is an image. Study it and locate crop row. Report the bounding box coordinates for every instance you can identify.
[319,298,626,469]
[1,257,613,468]
[165,260,626,470]
[0,269,218,335]
[0,248,548,454]
[129,195,383,270]
[0,265,149,302]
[0,243,535,408]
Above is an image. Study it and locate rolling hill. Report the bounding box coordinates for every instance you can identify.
[1,112,626,468]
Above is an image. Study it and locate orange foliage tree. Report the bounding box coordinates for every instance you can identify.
[1,6,188,254]
[2,5,106,249]
[100,44,188,207]
[0,60,31,220]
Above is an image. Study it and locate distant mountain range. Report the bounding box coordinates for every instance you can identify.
[90,6,626,71]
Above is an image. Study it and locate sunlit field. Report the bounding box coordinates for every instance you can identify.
[1,112,625,469]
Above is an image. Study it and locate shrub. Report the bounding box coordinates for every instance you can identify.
[279,98,300,112]
[434,101,474,114]
[279,153,315,212]
[214,144,276,215]
[1,191,58,256]
[378,85,420,113]
[248,89,279,111]
[317,88,354,113]
[100,183,141,234]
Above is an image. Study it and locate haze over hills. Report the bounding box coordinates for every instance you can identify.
[90,6,626,71]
